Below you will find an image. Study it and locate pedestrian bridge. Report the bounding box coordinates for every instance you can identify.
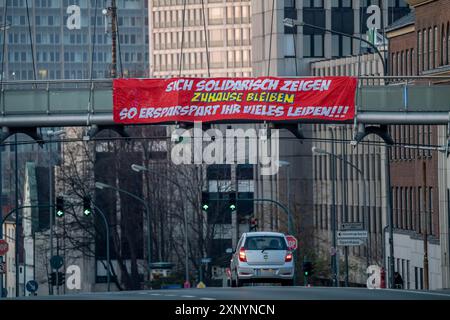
[0,78,449,129]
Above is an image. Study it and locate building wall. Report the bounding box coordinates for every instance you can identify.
[387,0,450,289]
[2,222,16,297]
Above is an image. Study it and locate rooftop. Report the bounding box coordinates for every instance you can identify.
[386,11,416,33]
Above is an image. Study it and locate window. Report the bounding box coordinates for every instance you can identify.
[302,3,325,57]
[331,4,354,57]
[418,31,422,73]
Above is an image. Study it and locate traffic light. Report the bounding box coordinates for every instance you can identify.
[57,272,65,286]
[55,196,64,218]
[302,261,313,276]
[49,272,57,286]
[83,196,92,216]
[228,193,237,212]
[201,192,209,212]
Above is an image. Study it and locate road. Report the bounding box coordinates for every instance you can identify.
[13,286,450,300]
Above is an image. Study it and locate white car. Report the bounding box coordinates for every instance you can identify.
[230,231,294,287]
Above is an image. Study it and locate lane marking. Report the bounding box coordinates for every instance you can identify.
[150,293,162,296]
[181,295,195,298]
[200,297,216,300]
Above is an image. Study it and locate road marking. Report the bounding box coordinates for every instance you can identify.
[165,294,177,297]
[181,295,195,298]
[200,297,216,300]
[150,293,162,296]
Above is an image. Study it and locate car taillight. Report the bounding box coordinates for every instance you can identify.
[285,252,293,262]
[239,248,247,262]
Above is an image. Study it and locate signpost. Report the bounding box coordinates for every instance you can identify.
[285,235,298,251]
[26,280,39,293]
[337,238,365,246]
[50,255,64,269]
[0,240,8,256]
[340,222,364,230]
[337,230,368,239]
[337,229,367,247]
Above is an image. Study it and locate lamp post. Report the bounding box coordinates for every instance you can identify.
[90,202,111,292]
[282,18,387,75]
[130,163,190,287]
[94,181,152,285]
[47,129,65,295]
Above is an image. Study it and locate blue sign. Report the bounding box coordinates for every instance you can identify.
[26,280,39,293]
[50,255,64,269]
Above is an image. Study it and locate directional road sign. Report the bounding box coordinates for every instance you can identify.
[337,230,368,239]
[340,222,364,230]
[201,258,211,264]
[26,280,39,293]
[337,238,365,246]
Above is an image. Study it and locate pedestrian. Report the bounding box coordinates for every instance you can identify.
[394,272,403,289]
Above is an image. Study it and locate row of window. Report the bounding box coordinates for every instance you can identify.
[314,204,383,235]
[153,0,245,7]
[314,152,382,182]
[392,186,435,236]
[390,125,433,160]
[154,50,250,72]
[153,28,251,50]
[153,5,250,29]
[417,24,450,73]
[390,257,425,290]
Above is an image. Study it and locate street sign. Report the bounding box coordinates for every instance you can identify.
[0,261,6,274]
[285,235,298,251]
[329,247,337,256]
[337,230,368,239]
[337,238,365,246]
[26,280,39,293]
[201,258,211,264]
[0,240,9,256]
[340,222,364,230]
[50,255,64,269]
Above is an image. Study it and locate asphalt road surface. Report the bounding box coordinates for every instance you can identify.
[13,286,450,300]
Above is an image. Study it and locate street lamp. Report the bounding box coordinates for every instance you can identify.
[131,163,191,287]
[283,18,387,75]
[94,181,152,285]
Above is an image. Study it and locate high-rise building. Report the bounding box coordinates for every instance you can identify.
[149,0,252,77]
[0,0,149,81]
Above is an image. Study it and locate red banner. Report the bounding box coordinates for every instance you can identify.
[113,77,357,124]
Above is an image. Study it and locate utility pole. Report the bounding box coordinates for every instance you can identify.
[110,0,117,78]
[423,161,429,290]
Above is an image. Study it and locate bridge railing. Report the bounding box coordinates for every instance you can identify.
[0,76,449,118]
[0,79,113,116]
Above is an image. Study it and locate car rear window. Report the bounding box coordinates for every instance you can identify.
[244,236,287,250]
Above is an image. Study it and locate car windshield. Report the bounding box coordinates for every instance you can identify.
[244,236,287,250]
